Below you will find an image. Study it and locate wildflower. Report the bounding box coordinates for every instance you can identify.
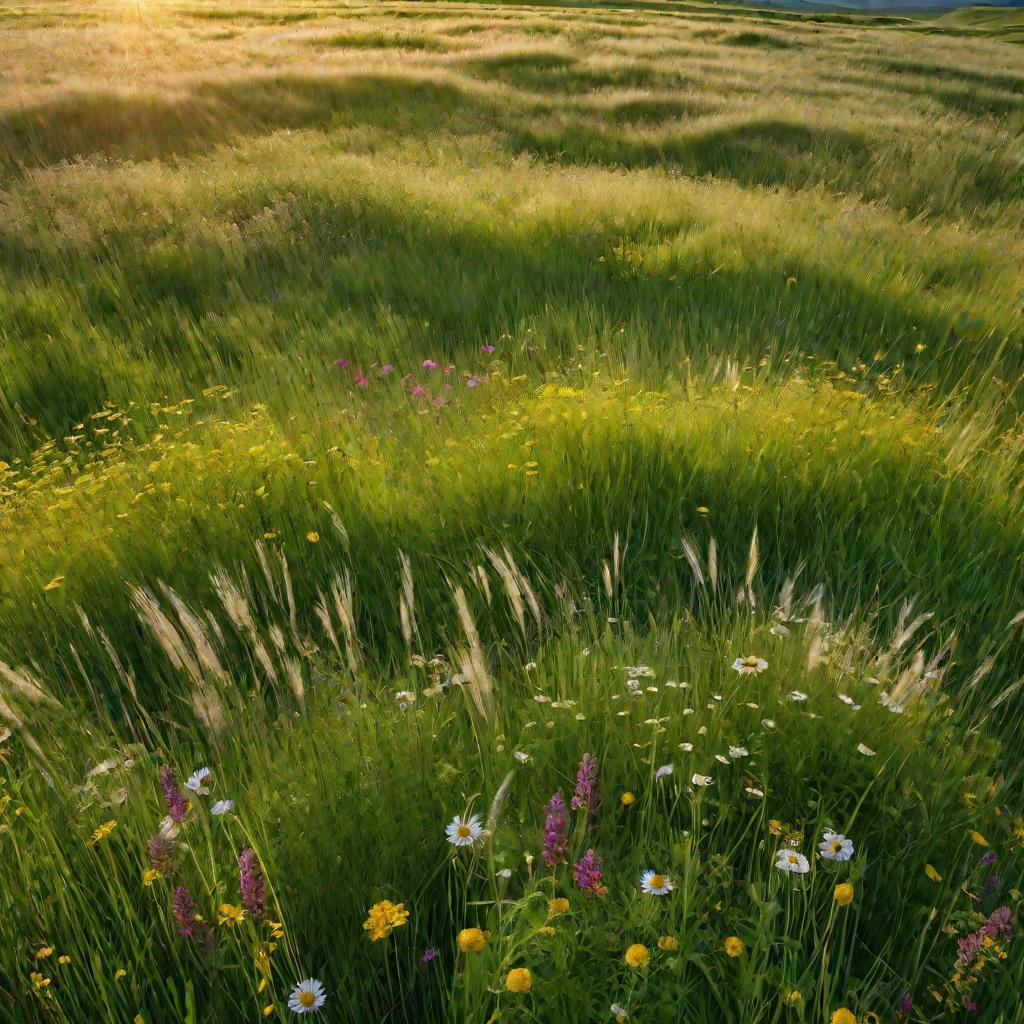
[513,751,531,763]
[211,800,234,815]
[505,967,532,993]
[714,754,730,765]
[30,972,50,991]
[306,532,319,543]
[831,1011,856,1024]
[186,768,212,795]
[88,819,117,846]
[761,718,776,729]
[781,988,802,1007]
[745,787,765,798]
[789,690,808,702]
[363,900,408,941]
[159,765,188,823]
[658,935,679,951]
[143,869,161,886]
[624,944,649,968]
[640,871,673,896]
[420,947,439,964]
[380,364,394,375]
[655,763,674,780]
[57,956,71,965]
[456,927,487,953]
[834,883,855,906]
[148,834,175,874]
[820,830,854,862]
[422,359,440,370]
[856,743,876,757]
[548,898,570,916]
[571,753,600,818]
[35,947,53,960]
[172,885,201,938]
[542,793,569,866]
[481,344,496,353]
[679,742,693,752]
[334,358,349,368]
[620,792,635,806]
[445,813,483,848]
[288,978,326,1014]
[611,1003,629,1021]
[925,864,942,882]
[969,830,989,846]
[733,656,768,674]
[728,746,749,758]
[239,848,267,921]
[574,849,605,896]
[774,849,810,874]
[218,903,245,928]
[354,372,369,388]
[723,936,744,957]
[691,774,713,787]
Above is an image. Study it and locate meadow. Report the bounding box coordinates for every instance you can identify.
[1,0,1024,1021]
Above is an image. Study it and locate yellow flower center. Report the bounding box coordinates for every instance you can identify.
[744,656,759,666]
[788,854,799,864]
[457,824,472,838]
[299,992,315,1008]
[831,840,843,853]
[649,874,666,888]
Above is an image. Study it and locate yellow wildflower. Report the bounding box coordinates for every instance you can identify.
[831,1011,856,1024]
[723,936,744,958]
[620,792,635,806]
[625,944,649,968]
[30,972,50,991]
[925,864,943,883]
[834,882,855,906]
[143,869,161,886]
[658,935,679,951]
[505,967,532,993]
[57,956,71,966]
[218,903,245,928]
[363,900,409,941]
[969,830,988,847]
[35,947,53,960]
[456,927,487,953]
[547,897,570,916]
[87,820,117,846]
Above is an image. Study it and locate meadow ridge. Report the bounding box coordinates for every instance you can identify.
[1,1,1023,1022]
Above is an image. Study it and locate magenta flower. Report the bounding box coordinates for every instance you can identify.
[542,792,569,867]
[443,364,455,374]
[238,847,266,921]
[354,372,369,388]
[420,947,439,964]
[573,848,604,896]
[148,834,176,874]
[334,358,349,368]
[481,344,495,354]
[466,377,479,388]
[433,396,447,408]
[571,752,599,820]
[410,384,428,398]
[380,364,394,375]
[422,359,440,370]
[159,765,188,823]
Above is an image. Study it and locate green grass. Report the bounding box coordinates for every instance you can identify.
[1,1,1023,1022]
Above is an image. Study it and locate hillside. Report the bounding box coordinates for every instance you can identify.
[1,2,1023,1022]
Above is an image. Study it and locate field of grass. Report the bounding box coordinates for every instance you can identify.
[2,1,1024,1022]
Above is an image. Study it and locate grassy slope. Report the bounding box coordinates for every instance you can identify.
[1,2,1024,1023]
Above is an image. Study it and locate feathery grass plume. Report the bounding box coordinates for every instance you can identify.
[0,693,47,761]
[131,585,203,684]
[314,586,342,657]
[471,564,492,605]
[278,550,300,648]
[322,500,349,548]
[708,536,718,591]
[254,540,280,605]
[213,568,280,690]
[159,582,227,682]
[484,770,515,841]
[96,629,138,702]
[452,585,493,720]
[330,572,360,673]
[398,550,420,650]
[0,660,58,706]
[483,545,527,637]
[680,535,705,589]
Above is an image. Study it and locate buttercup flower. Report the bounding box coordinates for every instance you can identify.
[831,1010,856,1024]
[774,849,810,874]
[456,927,487,953]
[640,870,673,896]
[820,830,854,862]
[625,944,649,968]
[363,901,409,941]
[218,903,245,928]
[548,897,570,916]
[446,813,483,848]
[733,656,768,674]
[505,967,532,993]
[724,936,744,957]
[288,978,326,1014]
[834,882,855,906]
[658,935,679,951]
[620,792,635,806]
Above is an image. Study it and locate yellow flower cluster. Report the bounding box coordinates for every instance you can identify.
[362,900,409,941]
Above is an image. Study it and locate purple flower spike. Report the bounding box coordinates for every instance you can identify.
[239,848,266,921]
[172,885,199,938]
[334,358,349,368]
[542,792,569,867]
[573,848,604,896]
[159,765,188,823]
[420,947,439,964]
[148,834,175,874]
[571,752,600,820]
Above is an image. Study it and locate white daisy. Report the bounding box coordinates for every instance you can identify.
[655,763,674,780]
[611,1003,629,1021]
[732,655,768,674]
[185,767,212,795]
[789,691,808,702]
[495,868,512,879]
[838,694,861,709]
[678,742,693,752]
[445,813,483,847]
[745,786,765,798]
[640,870,674,896]
[211,800,234,816]
[857,743,876,757]
[774,849,810,874]
[158,816,180,840]
[714,754,730,765]
[879,692,905,714]
[819,830,853,861]
[513,751,531,763]
[288,978,326,1014]
[728,746,749,758]
[691,773,713,787]
[761,718,776,729]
